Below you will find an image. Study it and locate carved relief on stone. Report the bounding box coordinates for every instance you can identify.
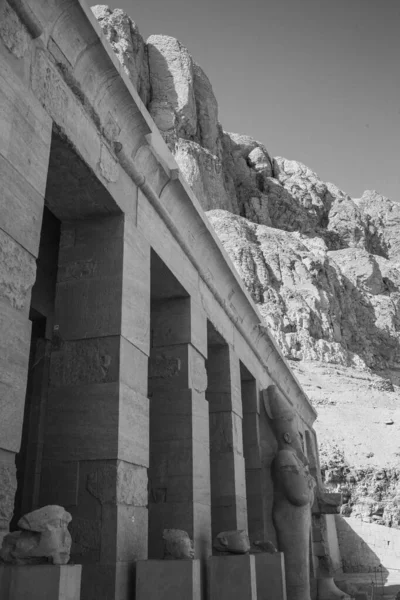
[0,505,72,565]
[163,529,194,559]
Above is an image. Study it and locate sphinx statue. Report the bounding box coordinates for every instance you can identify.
[163,529,194,559]
[0,505,72,565]
[263,386,316,600]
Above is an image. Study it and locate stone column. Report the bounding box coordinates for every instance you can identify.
[148,297,211,559]
[39,216,151,600]
[206,344,247,538]
[0,54,52,541]
[242,379,270,543]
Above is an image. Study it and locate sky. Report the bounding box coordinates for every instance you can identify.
[106,0,400,201]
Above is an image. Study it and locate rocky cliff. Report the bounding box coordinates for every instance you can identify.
[92,5,400,525]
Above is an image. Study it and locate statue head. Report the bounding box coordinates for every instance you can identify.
[263,385,309,465]
[213,530,250,554]
[163,529,194,560]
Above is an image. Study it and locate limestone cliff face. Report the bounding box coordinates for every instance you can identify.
[92,6,400,505]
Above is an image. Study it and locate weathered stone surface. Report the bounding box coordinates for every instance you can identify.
[85,460,148,507]
[147,35,197,145]
[174,139,233,212]
[192,62,220,154]
[207,209,400,372]
[355,190,400,259]
[0,1,30,59]
[91,5,150,105]
[0,229,36,313]
[0,462,16,535]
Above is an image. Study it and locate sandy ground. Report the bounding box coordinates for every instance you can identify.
[291,361,400,469]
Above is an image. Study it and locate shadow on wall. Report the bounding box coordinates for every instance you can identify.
[336,516,390,578]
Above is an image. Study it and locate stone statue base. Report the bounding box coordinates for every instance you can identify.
[136,559,201,600]
[208,555,257,600]
[0,564,81,600]
[254,552,287,600]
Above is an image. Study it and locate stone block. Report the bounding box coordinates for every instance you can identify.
[44,382,119,461]
[193,501,212,559]
[49,337,121,387]
[0,564,81,599]
[136,559,201,600]
[151,297,191,348]
[0,54,52,197]
[0,153,44,257]
[0,229,36,314]
[206,345,242,417]
[121,222,151,355]
[0,453,16,535]
[208,555,257,600]
[100,504,148,562]
[119,337,148,395]
[0,300,31,453]
[209,411,244,455]
[149,344,207,394]
[55,275,123,340]
[254,552,287,600]
[242,413,262,468]
[119,384,150,467]
[190,301,207,358]
[241,379,260,414]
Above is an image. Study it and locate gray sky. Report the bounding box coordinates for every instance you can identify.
[105,0,400,201]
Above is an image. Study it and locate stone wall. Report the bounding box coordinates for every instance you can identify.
[336,515,400,572]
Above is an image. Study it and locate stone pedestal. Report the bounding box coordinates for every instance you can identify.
[208,555,257,600]
[136,559,201,600]
[254,552,287,600]
[0,564,82,600]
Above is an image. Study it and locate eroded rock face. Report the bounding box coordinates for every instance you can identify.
[92,5,150,105]
[207,210,400,372]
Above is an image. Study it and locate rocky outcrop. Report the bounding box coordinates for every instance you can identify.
[320,444,400,529]
[92,5,150,105]
[207,210,400,373]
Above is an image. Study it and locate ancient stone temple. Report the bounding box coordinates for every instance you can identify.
[0,1,345,599]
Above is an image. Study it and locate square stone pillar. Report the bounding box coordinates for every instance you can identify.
[136,559,201,600]
[206,344,247,537]
[39,216,151,599]
[0,55,52,540]
[242,379,270,543]
[148,297,211,559]
[208,555,257,600]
